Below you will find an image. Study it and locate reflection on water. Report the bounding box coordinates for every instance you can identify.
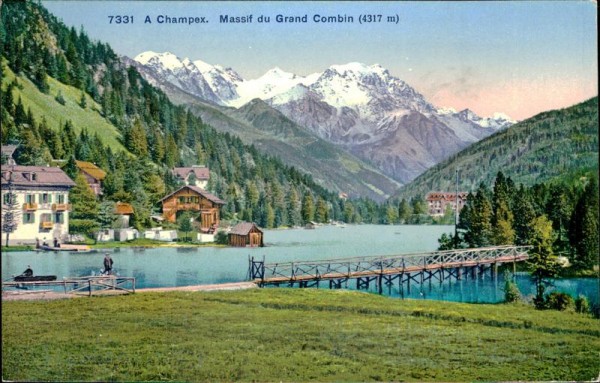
[2,224,597,304]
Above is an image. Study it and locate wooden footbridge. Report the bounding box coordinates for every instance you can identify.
[2,276,136,297]
[249,246,531,294]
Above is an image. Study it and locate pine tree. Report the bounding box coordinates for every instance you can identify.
[301,193,315,223]
[97,201,117,229]
[398,198,411,224]
[512,186,536,245]
[70,173,99,220]
[127,119,148,158]
[386,204,398,224]
[528,215,559,309]
[315,197,329,223]
[464,184,493,247]
[569,180,599,270]
[63,155,79,181]
[79,91,87,109]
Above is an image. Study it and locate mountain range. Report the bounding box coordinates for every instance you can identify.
[393,96,598,201]
[132,51,515,187]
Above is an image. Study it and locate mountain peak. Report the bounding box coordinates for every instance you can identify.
[259,67,297,81]
[134,51,185,70]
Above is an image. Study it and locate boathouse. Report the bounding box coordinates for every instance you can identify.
[229,222,264,247]
[159,185,224,232]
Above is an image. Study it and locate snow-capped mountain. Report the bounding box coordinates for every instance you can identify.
[132,51,515,183]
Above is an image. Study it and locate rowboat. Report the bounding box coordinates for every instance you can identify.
[35,244,94,253]
[13,275,57,282]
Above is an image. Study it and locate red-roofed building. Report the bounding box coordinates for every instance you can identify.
[172,165,210,189]
[426,192,469,217]
[159,185,224,233]
[1,165,76,245]
[228,222,264,247]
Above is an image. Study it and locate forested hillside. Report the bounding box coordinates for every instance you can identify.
[0,0,396,230]
[395,97,598,200]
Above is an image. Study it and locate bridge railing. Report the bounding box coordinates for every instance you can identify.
[251,245,531,283]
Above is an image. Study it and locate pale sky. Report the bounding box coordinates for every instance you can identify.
[43,1,597,121]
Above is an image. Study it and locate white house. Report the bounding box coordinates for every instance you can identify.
[1,165,76,245]
[172,165,209,189]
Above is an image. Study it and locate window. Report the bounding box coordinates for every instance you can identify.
[57,194,65,203]
[3,193,12,205]
[55,213,64,224]
[23,213,35,224]
[41,213,52,223]
[41,193,52,204]
[25,194,35,204]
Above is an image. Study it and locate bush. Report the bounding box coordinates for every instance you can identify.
[55,91,66,105]
[546,292,574,311]
[574,295,590,314]
[503,272,521,303]
[214,230,228,245]
[69,219,100,238]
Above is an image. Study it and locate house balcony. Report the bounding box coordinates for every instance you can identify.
[40,221,54,229]
[23,203,38,211]
[52,203,72,211]
[171,203,201,211]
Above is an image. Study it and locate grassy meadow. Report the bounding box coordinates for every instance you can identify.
[2,288,599,382]
[3,63,127,152]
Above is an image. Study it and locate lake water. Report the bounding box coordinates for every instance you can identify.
[2,225,598,305]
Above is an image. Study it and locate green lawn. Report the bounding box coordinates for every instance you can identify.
[2,289,599,382]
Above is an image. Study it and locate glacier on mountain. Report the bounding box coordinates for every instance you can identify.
[132,51,515,183]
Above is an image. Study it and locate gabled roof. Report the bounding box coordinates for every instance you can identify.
[1,145,18,158]
[76,160,106,181]
[230,222,263,236]
[115,202,134,215]
[0,165,76,188]
[159,185,225,205]
[173,166,209,180]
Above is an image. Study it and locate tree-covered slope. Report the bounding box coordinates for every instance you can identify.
[395,97,598,200]
[0,0,389,228]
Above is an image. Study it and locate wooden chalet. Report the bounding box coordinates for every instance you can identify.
[229,222,264,247]
[75,160,106,196]
[159,185,224,232]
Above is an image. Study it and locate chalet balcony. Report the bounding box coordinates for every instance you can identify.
[23,203,38,211]
[165,203,202,211]
[40,221,54,229]
[52,203,72,211]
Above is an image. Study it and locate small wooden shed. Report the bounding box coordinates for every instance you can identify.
[229,222,264,247]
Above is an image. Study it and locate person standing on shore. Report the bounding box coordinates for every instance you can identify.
[103,253,113,275]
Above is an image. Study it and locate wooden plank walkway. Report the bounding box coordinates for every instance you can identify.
[3,276,135,297]
[250,246,531,287]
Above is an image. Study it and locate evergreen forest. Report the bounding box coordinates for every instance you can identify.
[0,0,408,232]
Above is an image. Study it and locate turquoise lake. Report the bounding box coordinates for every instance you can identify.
[2,224,598,305]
